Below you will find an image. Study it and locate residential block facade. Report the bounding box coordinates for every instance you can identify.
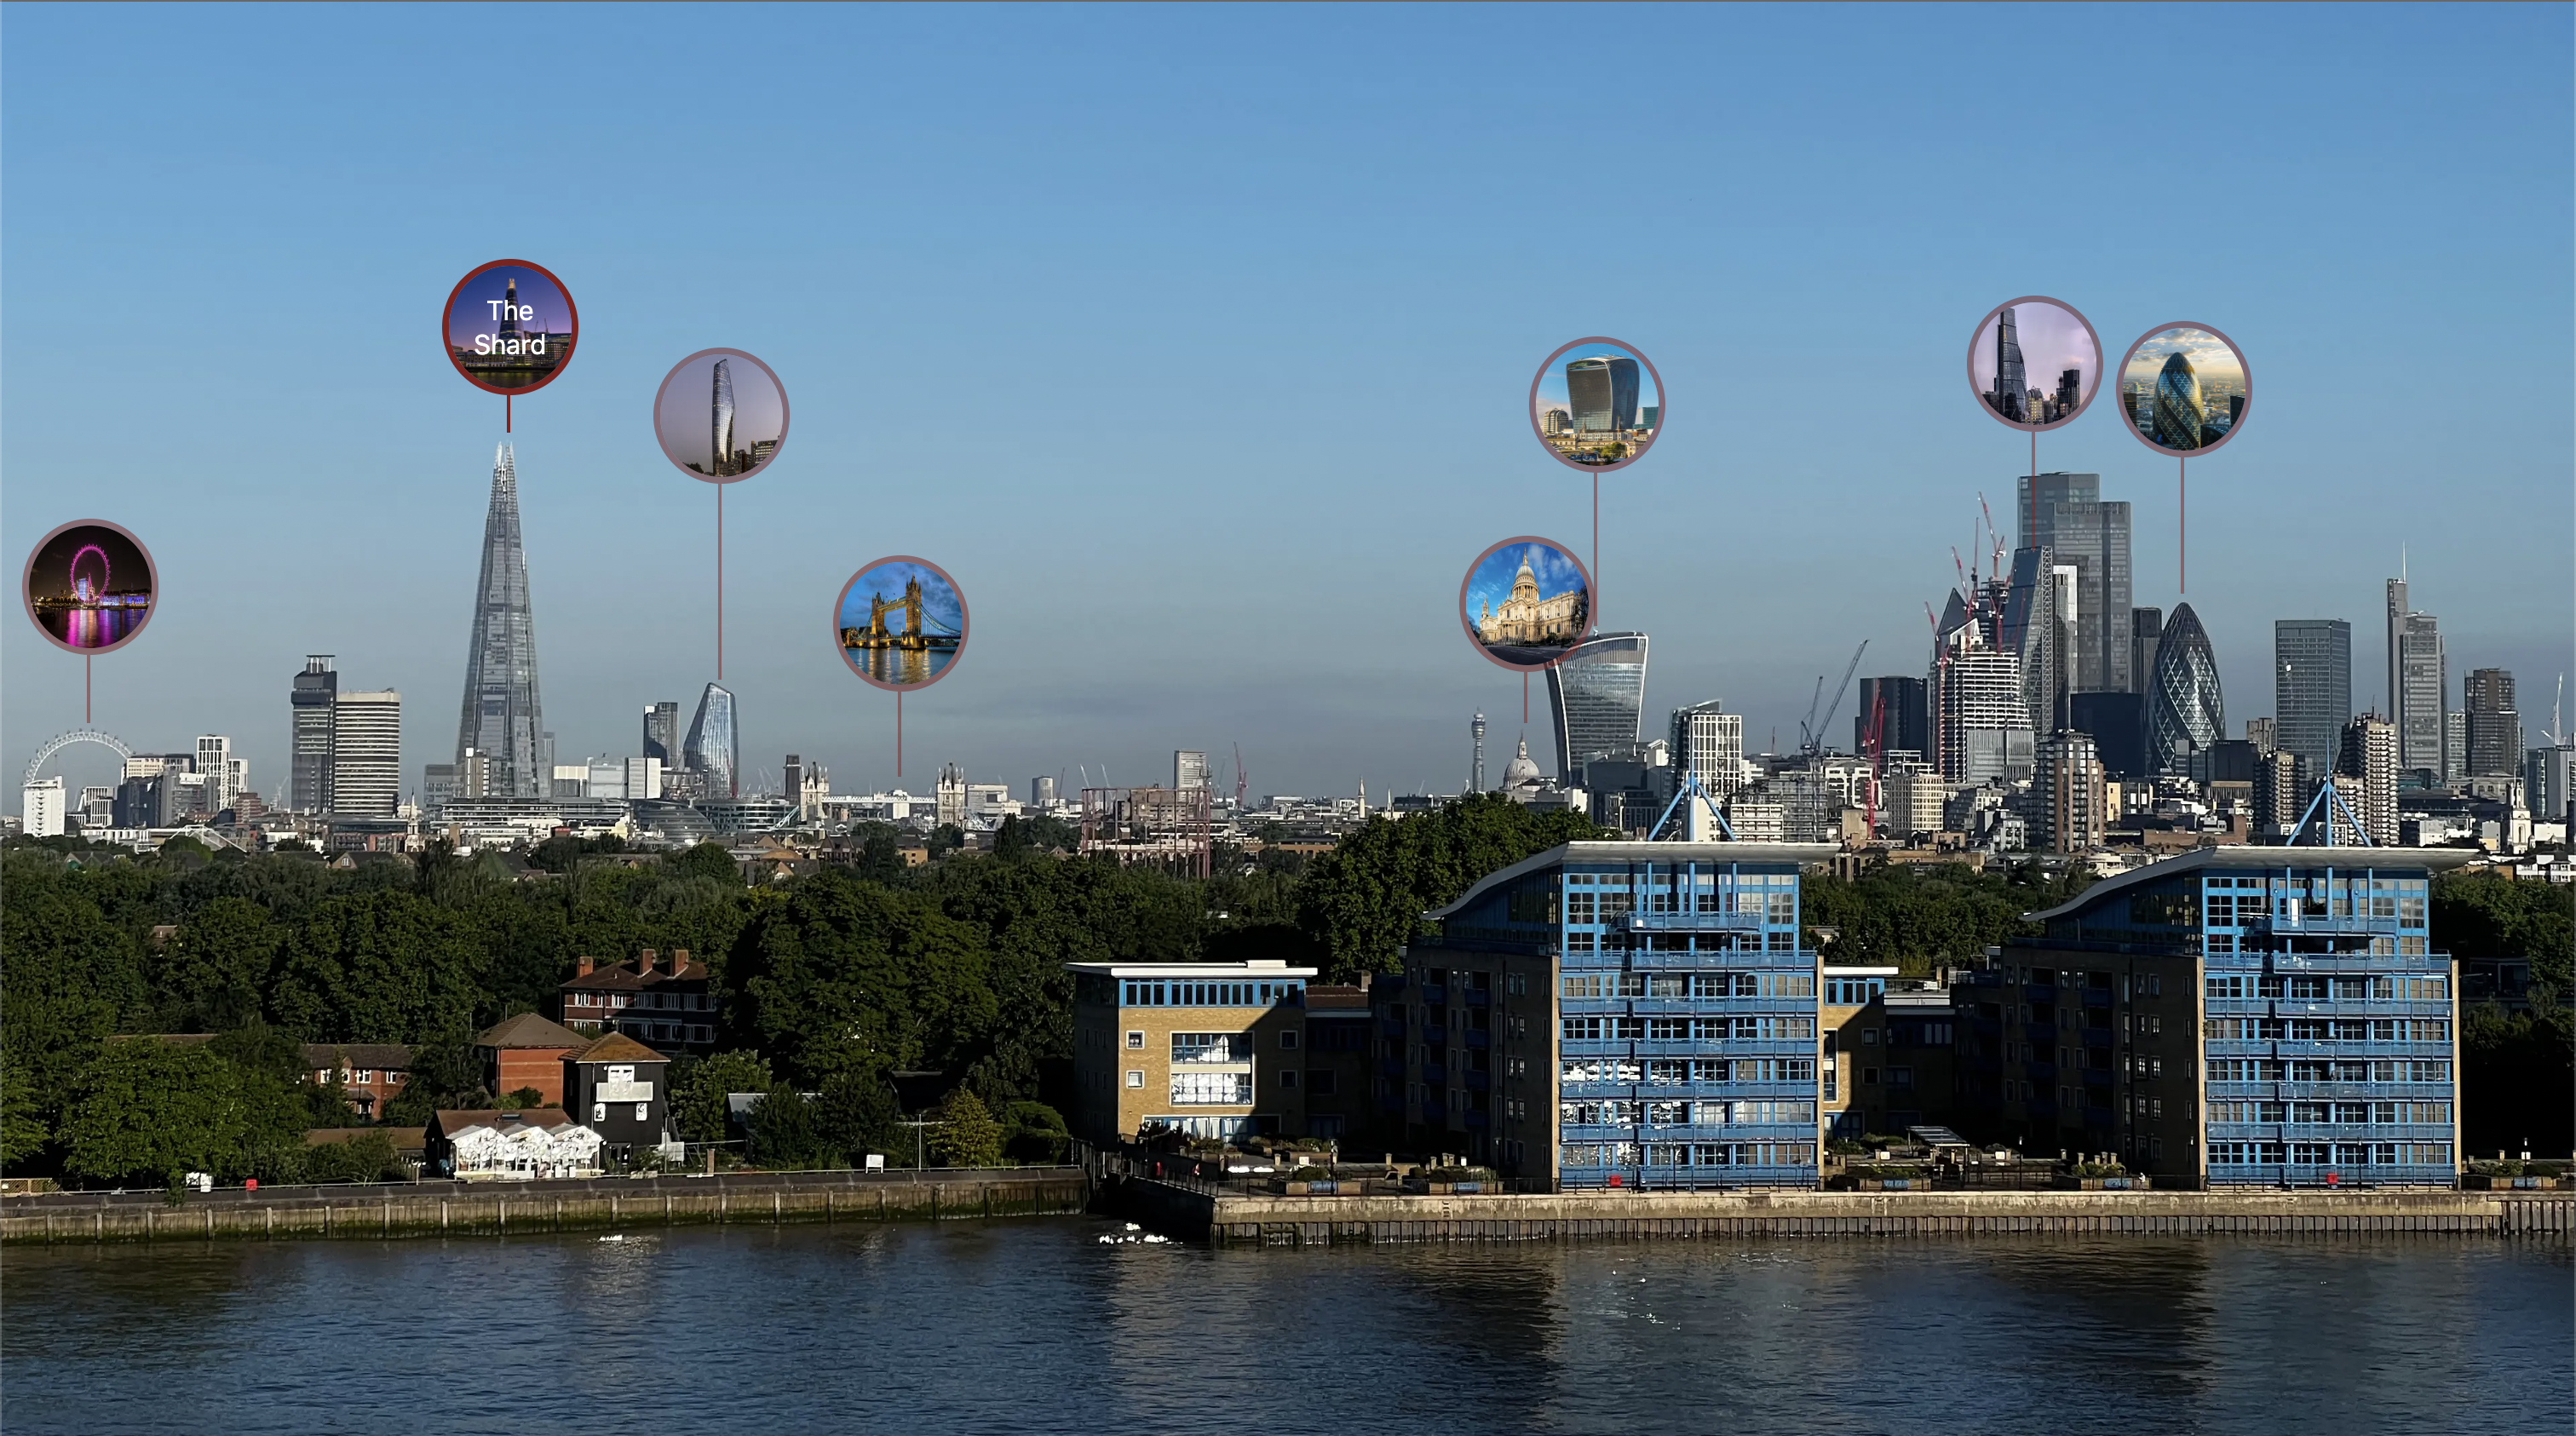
[1067,961,1314,1143]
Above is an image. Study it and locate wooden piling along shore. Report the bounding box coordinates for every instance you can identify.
[1105,1177,2576,1247]
[2,1168,1090,1245]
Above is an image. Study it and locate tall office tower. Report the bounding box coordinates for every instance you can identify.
[2251,749,2307,837]
[1174,750,1209,790]
[2383,577,2407,727]
[1935,634,2033,784]
[2245,717,2277,755]
[2055,367,2081,416]
[2033,730,2105,854]
[2443,710,2468,784]
[196,736,237,814]
[290,655,338,813]
[711,357,738,475]
[2015,473,2134,692]
[453,442,547,797]
[1991,304,2029,421]
[2335,715,2399,845]
[643,702,681,766]
[2464,668,2521,776]
[1564,355,1641,434]
[2527,744,2575,824]
[1669,701,1746,799]
[1882,760,1944,838]
[2151,351,2207,450]
[1032,775,1058,807]
[2395,614,2447,778]
[2272,619,2352,778]
[683,682,739,800]
[2001,549,2082,729]
[332,689,403,816]
[2146,603,2224,774]
[1546,632,1648,780]
[1471,713,1486,792]
[2130,607,2163,698]
[1853,675,1929,760]
[783,755,806,815]
[1640,405,1659,431]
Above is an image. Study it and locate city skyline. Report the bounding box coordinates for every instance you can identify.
[3,7,2567,804]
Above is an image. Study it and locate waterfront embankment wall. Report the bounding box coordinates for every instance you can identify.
[1103,1180,2575,1246]
[2,1167,1089,1245]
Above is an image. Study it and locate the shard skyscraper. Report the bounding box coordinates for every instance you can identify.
[454,441,548,796]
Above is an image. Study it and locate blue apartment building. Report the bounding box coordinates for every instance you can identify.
[1381,840,1838,1189]
[1959,845,2475,1186]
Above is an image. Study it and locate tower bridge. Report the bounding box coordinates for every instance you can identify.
[842,575,963,652]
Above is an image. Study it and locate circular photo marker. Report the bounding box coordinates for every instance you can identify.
[1459,537,1593,672]
[22,520,157,655]
[836,556,969,691]
[654,348,790,483]
[2114,322,2251,457]
[1965,296,2102,432]
[442,260,578,395]
[1529,337,1665,473]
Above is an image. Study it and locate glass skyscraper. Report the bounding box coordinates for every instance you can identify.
[643,702,681,767]
[2151,351,2207,450]
[684,682,739,800]
[2147,603,2224,773]
[710,357,737,475]
[2273,618,2353,778]
[1990,304,2030,421]
[1565,355,1640,434]
[453,443,547,797]
[2015,472,2134,693]
[290,654,337,813]
[1547,631,1648,779]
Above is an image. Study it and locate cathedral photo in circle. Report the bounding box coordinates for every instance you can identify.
[1965,296,2100,432]
[654,348,790,483]
[443,260,578,395]
[2115,323,2251,456]
[1459,537,1590,670]
[837,556,968,691]
[1529,338,1665,472]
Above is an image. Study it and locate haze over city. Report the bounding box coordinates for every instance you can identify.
[3,6,2567,804]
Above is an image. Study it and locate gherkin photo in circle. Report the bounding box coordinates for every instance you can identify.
[2117,324,2251,456]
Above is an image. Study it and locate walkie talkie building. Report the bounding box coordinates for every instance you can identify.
[1565,354,1640,434]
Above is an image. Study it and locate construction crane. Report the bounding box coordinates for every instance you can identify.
[1233,743,1248,810]
[1798,640,1869,758]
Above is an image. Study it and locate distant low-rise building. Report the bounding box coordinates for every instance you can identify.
[561,1032,676,1163]
[559,949,716,1053]
[302,1043,414,1120]
[426,1108,602,1180]
[474,1013,587,1107]
[1067,962,1314,1144]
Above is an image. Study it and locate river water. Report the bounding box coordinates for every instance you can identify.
[4,1220,2565,1434]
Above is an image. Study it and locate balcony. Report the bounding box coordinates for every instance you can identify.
[1377,1056,1406,1080]
[1464,1029,1492,1050]
[1463,1110,1490,1129]
[1423,1063,1447,1086]
[1463,987,1491,1008]
[1464,1070,1492,1092]
[2081,988,2113,1008]
[1419,985,1448,1007]
[1377,1017,1406,1038]
[1422,1024,1447,1046]
[1625,910,1764,932]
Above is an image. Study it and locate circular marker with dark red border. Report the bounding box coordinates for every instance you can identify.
[22,519,158,657]
[1964,296,2103,434]
[836,556,969,692]
[2113,321,2253,457]
[654,348,791,484]
[1529,338,1667,474]
[1459,536,1594,673]
[441,260,579,396]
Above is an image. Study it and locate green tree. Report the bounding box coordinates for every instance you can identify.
[267,889,486,1043]
[727,871,997,1084]
[305,1130,403,1184]
[929,1088,1003,1169]
[669,1049,773,1145]
[380,1037,491,1128]
[746,1084,828,1169]
[928,824,968,859]
[154,897,282,1031]
[669,842,741,887]
[1001,1099,1069,1163]
[815,1066,904,1165]
[1,859,151,1172]
[60,1041,249,1187]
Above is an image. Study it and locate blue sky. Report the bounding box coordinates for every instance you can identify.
[5,5,2570,802]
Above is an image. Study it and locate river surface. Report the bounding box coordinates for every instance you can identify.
[4,1219,2565,1434]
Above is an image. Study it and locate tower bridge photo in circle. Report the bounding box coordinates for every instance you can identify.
[2116,322,2251,456]
[1460,537,1591,671]
[1965,296,2102,432]
[21,520,156,655]
[837,557,968,691]
[1529,338,1665,472]
[442,260,578,395]
[654,348,790,482]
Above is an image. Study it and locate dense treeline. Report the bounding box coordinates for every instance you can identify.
[0,795,1594,1185]
[1798,861,2097,976]
[2441,872,2575,1157]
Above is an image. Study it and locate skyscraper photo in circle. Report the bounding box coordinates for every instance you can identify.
[653,349,790,482]
[1966,296,2101,431]
[1460,537,1591,669]
[443,261,578,394]
[837,558,968,690]
[2117,325,2251,454]
[22,520,156,654]
[1530,339,1664,471]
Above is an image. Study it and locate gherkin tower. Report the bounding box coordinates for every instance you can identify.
[454,442,547,796]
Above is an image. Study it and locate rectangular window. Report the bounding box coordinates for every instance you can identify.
[1280,1030,1300,1049]
[1562,1017,1603,1041]
[1169,1071,1252,1105]
[1280,1070,1298,1088]
[1171,1032,1250,1064]
[1647,1018,1689,1041]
